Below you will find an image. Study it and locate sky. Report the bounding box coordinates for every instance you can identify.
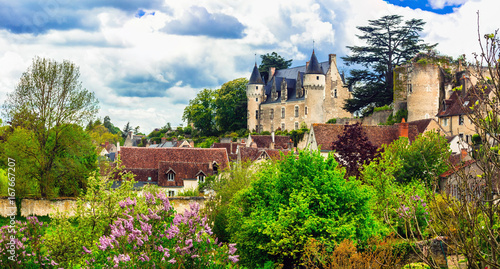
[0,0,498,134]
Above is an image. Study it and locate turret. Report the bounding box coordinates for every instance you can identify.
[247,63,265,132]
[304,50,326,123]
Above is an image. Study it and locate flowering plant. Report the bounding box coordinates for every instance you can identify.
[84,191,239,268]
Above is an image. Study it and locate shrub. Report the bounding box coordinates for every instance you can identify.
[177,188,201,197]
[326,118,337,124]
[84,193,238,268]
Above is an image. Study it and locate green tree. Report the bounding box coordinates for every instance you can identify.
[87,124,121,147]
[103,116,121,135]
[122,122,132,139]
[2,57,99,198]
[342,15,436,115]
[182,89,217,136]
[227,150,379,267]
[258,52,293,83]
[214,78,248,134]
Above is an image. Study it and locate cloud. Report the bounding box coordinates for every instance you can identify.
[0,0,166,34]
[162,6,246,39]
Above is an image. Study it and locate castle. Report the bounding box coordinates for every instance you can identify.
[246,50,352,132]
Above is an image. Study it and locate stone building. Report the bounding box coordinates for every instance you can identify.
[247,50,351,132]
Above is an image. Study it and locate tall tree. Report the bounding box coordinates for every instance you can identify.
[214,78,248,134]
[182,89,216,136]
[122,122,132,140]
[258,52,293,83]
[2,57,99,197]
[342,15,436,115]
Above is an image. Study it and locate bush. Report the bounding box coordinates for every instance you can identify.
[177,187,201,197]
[326,118,337,124]
[227,150,381,267]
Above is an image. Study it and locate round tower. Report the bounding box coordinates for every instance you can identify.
[303,50,326,124]
[247,63,265,132]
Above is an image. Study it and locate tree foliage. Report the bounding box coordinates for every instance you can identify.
[258,52,293,83]
[342,15,436,115]
[331,123,378,179]
[214,78,248,134]
[227,150,379,268]
[182,89,216,136]
[1,57,99,198]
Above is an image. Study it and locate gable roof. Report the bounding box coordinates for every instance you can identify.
[119,147,229,170]
[408,118,433,133]
[249,135,291,149]
[239,147,291,162]
[311,123,419,151]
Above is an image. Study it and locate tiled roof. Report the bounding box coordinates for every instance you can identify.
[158,162,212,187]
[311,123,419,151]
[119,147,229,170]
[408,119,432,134]
[440,159,476,178]
[211,142,245,161]
[250,135,291,149]
[239,147,291,162]
[437,86,491,117]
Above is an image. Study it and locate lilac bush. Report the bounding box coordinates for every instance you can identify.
[0,216,58,268]
[85,191,239,268]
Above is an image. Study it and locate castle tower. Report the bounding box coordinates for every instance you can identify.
[303,50,326,124]
[247,63,265,132]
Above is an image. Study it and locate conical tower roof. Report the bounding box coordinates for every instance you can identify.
[306,50,323,74]
[249,63,264,84]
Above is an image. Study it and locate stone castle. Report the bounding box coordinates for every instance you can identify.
[246,50,351,132]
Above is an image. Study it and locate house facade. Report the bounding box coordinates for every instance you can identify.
[247,50,351,133]
[118,147,229,196]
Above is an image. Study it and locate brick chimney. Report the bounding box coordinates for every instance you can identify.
[399,118,409,138]
[461,148,468,161]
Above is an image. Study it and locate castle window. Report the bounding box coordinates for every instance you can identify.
[459,115,464,125]
[316,76,319,80]
[334,89,337,98]
[256,86,258,89]
[281,123,285,130]
[281,107,285,118]
[407,84,413,94]
[295,122,299,130]
[305,106,308,115]
[256,98,258,102]
[270,109,274,119]
[167,173,175,181]
[294,106,299,117]
[255,110,259,119]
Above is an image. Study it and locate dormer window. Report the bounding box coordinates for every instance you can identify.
[198,175,205,183]
[213,162,219,175]
[167,173,175,181]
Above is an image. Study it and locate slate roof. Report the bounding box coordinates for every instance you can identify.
[306,50,323,74]
[311,123,419,151]
[250,135,291,149]
[249,63,264,84]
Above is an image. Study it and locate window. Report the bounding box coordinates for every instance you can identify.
[459,133,464,141]
[281,107,285,118]
[294,106,299,117]
[255,86,258,89]
[459,115,464,125]
[167,173,175,181]
[305,106,308,115]
[281,123,285,130]
[407,84,413,94]
[213,163,219,175]
[256,98,258,102]
[334,89,337,98]
[270,109,274,119]
[443,118,448,127]
[255,110,259,119]
[295,122,299,130]
[168,190,175,197]
[148,177,151,181]
[197,175,205,183]
[316,76,319,80]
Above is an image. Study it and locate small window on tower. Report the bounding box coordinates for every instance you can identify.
[305,106,308,115]
[316,76,319,80]
[256,98,258,102]
[256,86,258,89]
[334,89,337,98]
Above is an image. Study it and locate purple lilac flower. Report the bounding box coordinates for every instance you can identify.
[82,246,92,254]
[228,255,239,263]
[168,258,176,264]
[145,192,156,204]
[228,243,237,255]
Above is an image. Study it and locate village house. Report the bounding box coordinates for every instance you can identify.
[247,50,351,133]
[305,121,419,156]
[117,147,229,196]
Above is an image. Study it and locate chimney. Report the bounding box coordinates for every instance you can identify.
[329,54,337,67]
[161,137,166,144]
[306,61,309,69]
[251,139,257,148]
[461,148,468,161]
[269,67,276,79]
[190,140,194,147]
[105,141,109,148]
[399,118,409,138]
[117,142,120,152]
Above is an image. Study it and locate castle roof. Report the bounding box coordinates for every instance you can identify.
[249,63,264,84]
[306,50,323,74]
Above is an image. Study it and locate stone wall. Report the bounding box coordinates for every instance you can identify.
[362,110,392,126]
[0,196,207,217]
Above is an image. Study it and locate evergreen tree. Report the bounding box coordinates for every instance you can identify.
[258,52,293,83]
[342,15,436,115]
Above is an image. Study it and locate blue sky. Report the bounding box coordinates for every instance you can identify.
[0,0,497,133]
